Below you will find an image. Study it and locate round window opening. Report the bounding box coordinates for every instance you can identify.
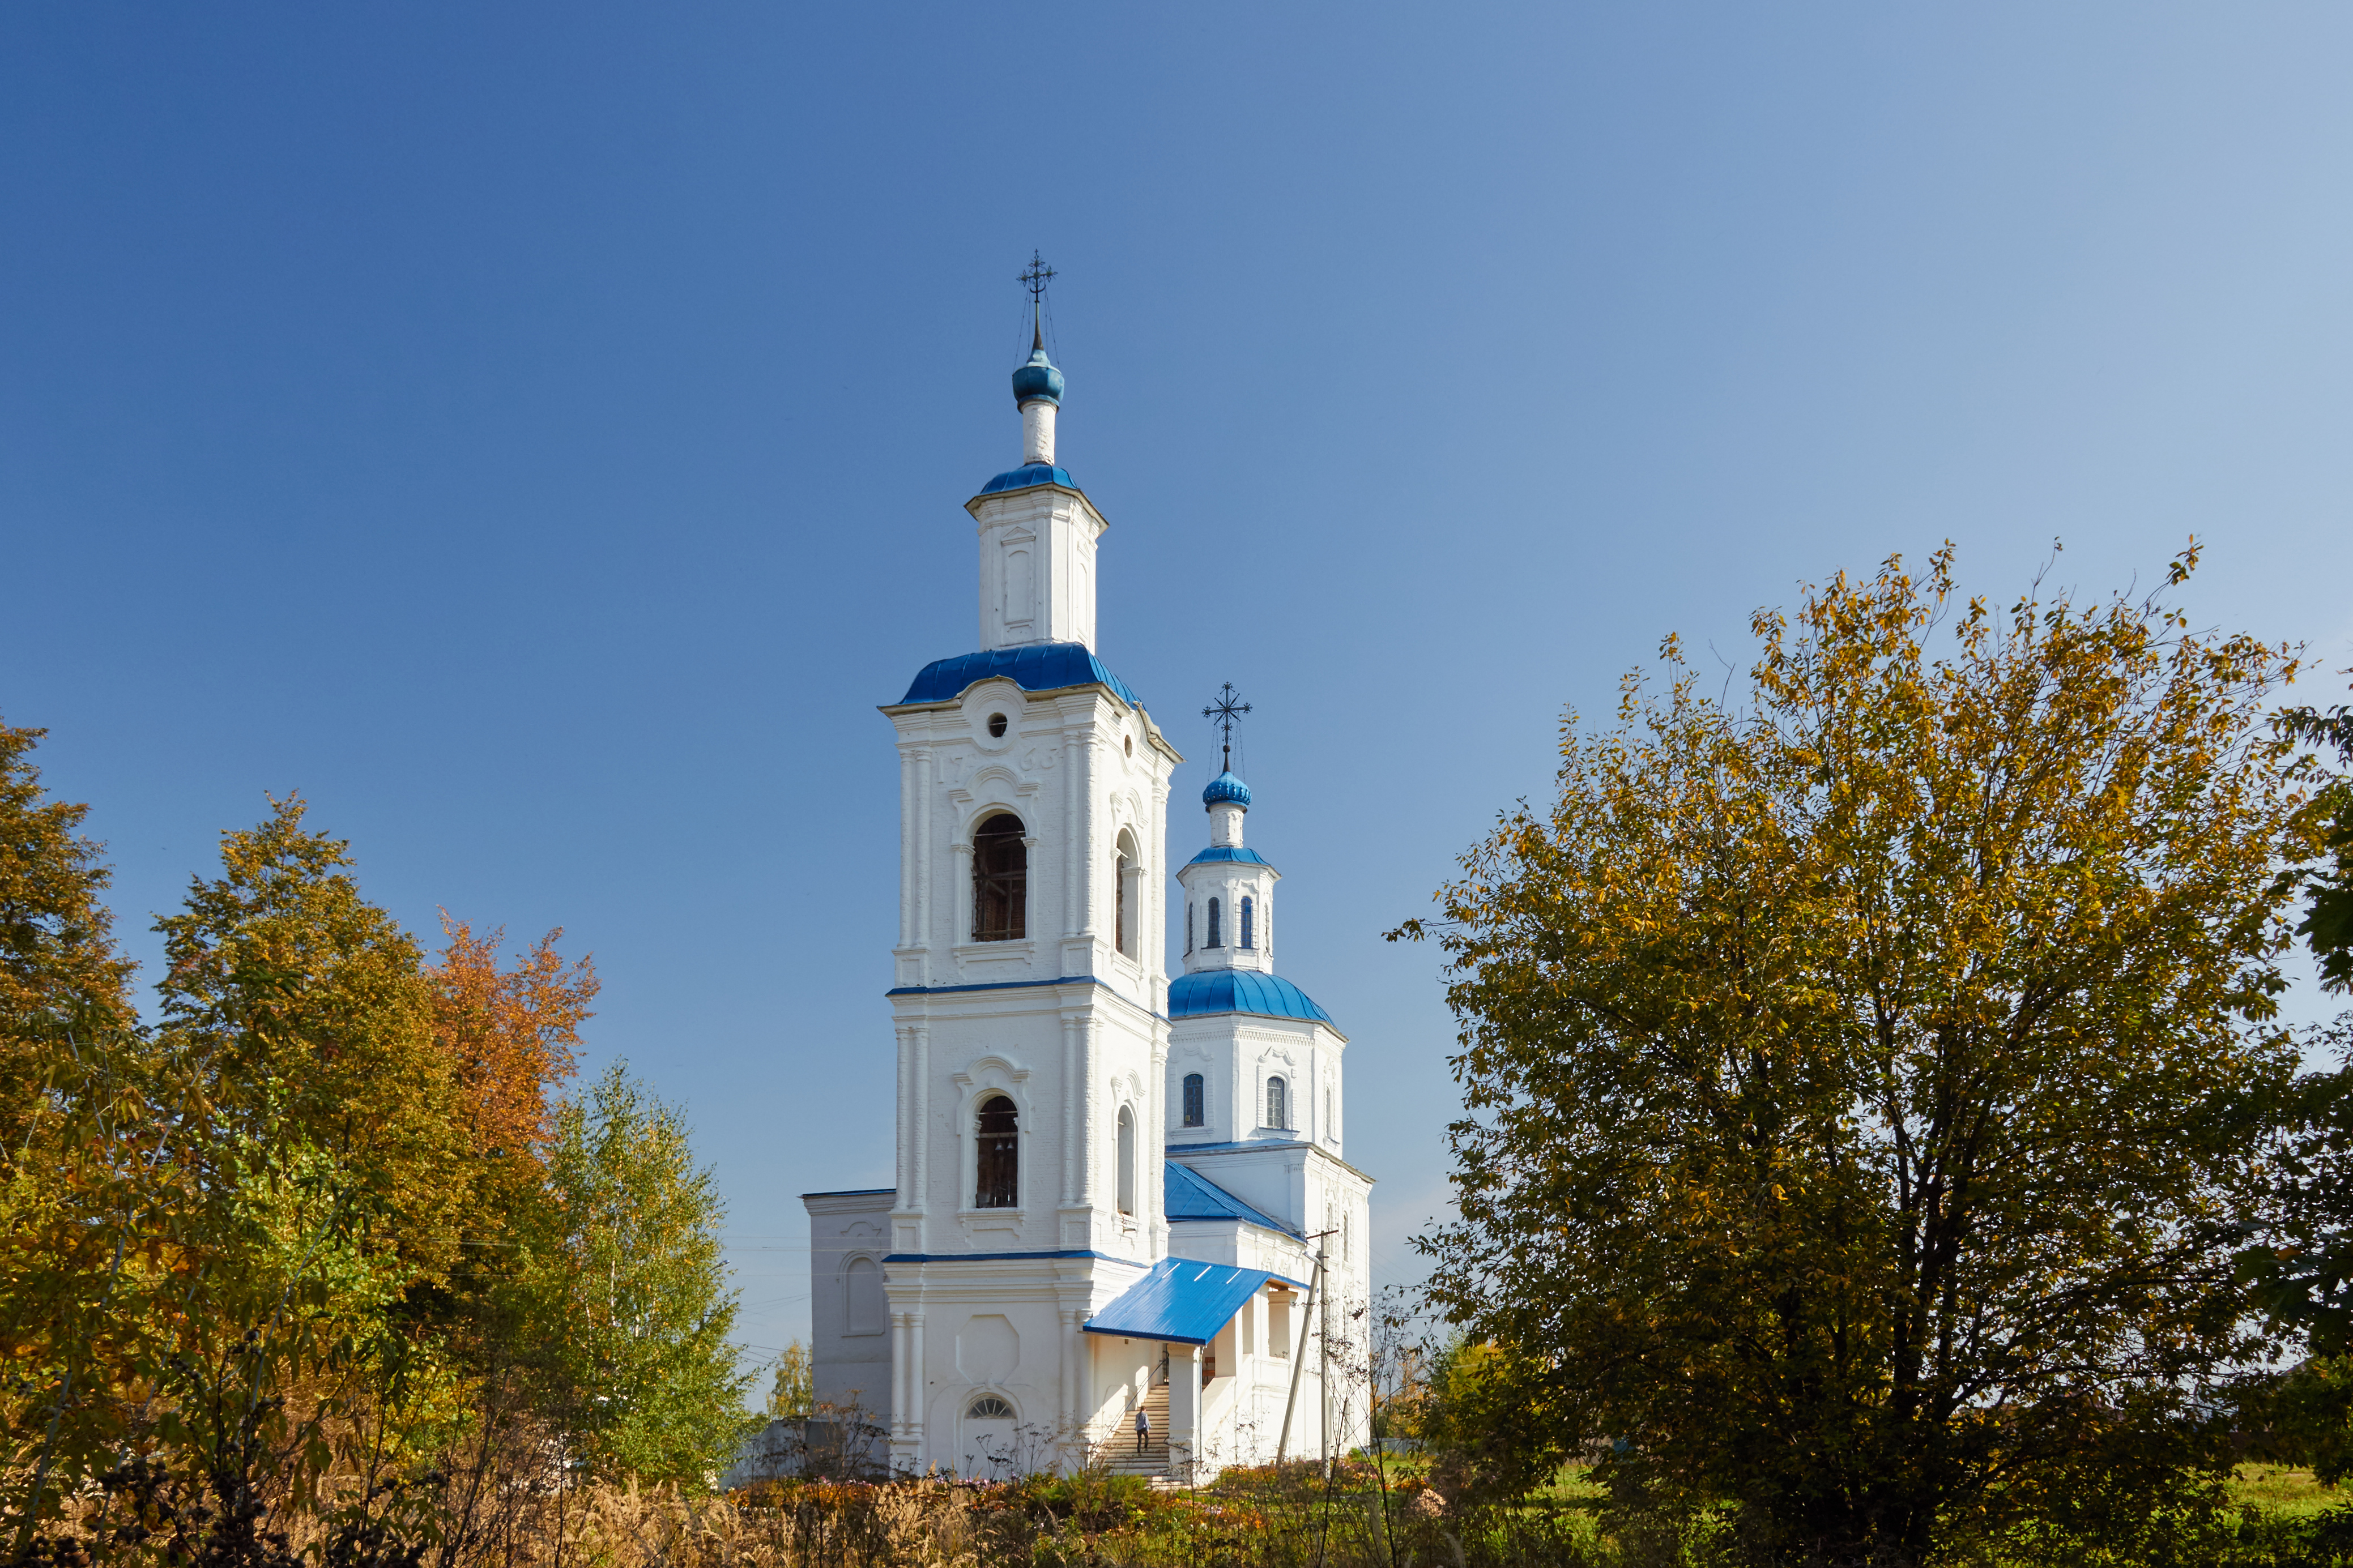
[987,712,1008,738]
[1124,735,1133,757]
[968,1395,1015,1420]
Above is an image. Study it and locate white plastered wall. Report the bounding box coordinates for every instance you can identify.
[803,1190,897,1419]
[967,483,1104,652]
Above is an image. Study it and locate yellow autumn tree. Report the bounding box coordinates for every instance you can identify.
[154,796,468,1282]
[0,718,137,1147]
[0,720,150,1552]
[1402,546,2312,1566]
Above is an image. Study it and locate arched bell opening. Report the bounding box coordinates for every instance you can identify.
[975,1094,1019,1208]
[1116,1104,1137,1215]
[971,813,1027,942]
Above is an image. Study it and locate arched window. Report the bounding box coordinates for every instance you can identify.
[1206,897,1223,949]
[1182,1073,1205,1127]
[972,814,1026,941]
[975,1095,1018,1207]
[1116,1105,1136,1215]
[1240,896,1255,950]
[1185,904,1194,955]
[1114,832,1136,957]
[1266,1075,1287,1130]
[846,1256,885,1334]
[963,1391,1018,1477]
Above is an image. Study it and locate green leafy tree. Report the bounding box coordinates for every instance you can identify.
[1399,547,2308,1565]
[2241,674,2353,1473]
[141,801,478,1528]
[1407,1339,1568,1507]
[2279,676,2353,993]
[766,1342,814,1420]
[515,1062,755,1485]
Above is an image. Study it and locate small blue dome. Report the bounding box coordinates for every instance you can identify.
[978,463,1075,495]
[1202,771,1251,809]
[1167,969,1335,1026]
[1011,348,1064,408]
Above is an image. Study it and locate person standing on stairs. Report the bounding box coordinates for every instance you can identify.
[1135,1403,1152,1456]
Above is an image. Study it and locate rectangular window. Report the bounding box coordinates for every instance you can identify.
[1270,1292,1293,1358]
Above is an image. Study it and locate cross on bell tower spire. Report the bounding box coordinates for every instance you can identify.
[1019,250,1056,352]
[1203,683,1251,774]
[1009,253,1065,471]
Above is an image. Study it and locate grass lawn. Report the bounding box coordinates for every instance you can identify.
[1509,1461,2344,1522]
[1527,1465,1608,1510]
[2230,1463,2341,1519]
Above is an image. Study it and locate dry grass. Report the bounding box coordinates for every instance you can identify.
[23,1455,2353,1566]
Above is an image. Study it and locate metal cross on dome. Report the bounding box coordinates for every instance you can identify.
[1018,250,1056,341]
[1202,683,1251,773]
[1018,250,1056,304]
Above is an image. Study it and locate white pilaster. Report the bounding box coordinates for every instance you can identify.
[1169,1344,1203,1482]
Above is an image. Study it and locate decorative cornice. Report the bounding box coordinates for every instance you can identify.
[885,973,1169,1023]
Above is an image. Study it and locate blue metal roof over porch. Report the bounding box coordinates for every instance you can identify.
[1080,1258,1305,1348]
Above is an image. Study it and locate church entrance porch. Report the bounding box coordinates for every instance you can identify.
[1081,1258,1307,1481]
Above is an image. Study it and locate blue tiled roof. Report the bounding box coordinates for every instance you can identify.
[896,643,1142,709]
[1081,1257,1304,1347]
[1186,845,1274,869]
[1165,1161,1298,1236]
[1203,771,1252,808]
[978,463,1076,495]
[1167,969,1335,1025]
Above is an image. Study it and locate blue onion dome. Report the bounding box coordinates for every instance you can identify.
[1011,347,1064,408]
[1202,770,1252,809]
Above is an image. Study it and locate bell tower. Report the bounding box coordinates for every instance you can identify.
[873,287,1181,1472]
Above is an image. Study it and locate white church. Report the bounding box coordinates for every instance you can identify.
[799,316,1374,1481]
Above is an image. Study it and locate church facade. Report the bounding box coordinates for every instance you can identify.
[800,326,1374,1480]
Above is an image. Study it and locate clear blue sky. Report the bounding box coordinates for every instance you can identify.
[6,5,2350,1373]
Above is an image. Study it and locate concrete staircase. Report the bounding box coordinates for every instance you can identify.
[1102,1382,1171,1478]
